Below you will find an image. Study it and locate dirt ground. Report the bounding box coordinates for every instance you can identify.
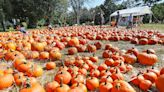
[0,27,164,92]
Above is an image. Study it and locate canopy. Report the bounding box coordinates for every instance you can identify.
[110,6,153,17]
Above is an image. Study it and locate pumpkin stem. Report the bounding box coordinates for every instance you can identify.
[105,81,107,85]
[146,49,151,54]
[107,75,111,78]
[93,53,95,57]
[77,82,80,87]
[61,60,65,68]
[25,83,31,88]
[115,83,121,89]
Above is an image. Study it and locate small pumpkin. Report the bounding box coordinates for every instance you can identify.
[86,77,99,91]
[54,70,72,84]
[99,82,113,92]
[139,79,152,91]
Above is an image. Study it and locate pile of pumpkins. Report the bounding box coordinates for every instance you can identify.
[0,26,163,92]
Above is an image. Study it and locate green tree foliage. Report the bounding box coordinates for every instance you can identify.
[0,0,68,28]
[152,3,164,23]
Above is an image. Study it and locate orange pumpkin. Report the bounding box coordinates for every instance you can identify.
[45,81,59,92]
[155,74,164,92]
[54,70,72,84]
[46,62,56,70]
[111,80,136,92]
[0,73,14,90]
[99,82,113,92]
[71,83,87,92]
[39,51,49,59]
[86,77,99,91]
[49,50,62,60]
[20,83,45,92]
[137,50,158,65]
[139,79,152,91]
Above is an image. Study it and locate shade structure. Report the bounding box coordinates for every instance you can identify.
[110,6,153,17]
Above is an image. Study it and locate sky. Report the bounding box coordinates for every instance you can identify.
[84,0,105,9]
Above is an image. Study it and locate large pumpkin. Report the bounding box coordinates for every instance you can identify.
[155,74,164,92]
[137,50,158,65]
[0,73,14,90]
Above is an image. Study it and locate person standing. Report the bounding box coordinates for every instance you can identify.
[115,11,120,28]
[100,9,105,29]
[127,13,133,29]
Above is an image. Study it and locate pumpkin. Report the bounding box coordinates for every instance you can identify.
[126,47,139,56]
[155,74,164,92]
[46,62,56,70]
[68,47,78,55]
[143,71,157,83]
[99,82,113,92]
[147,66,160,77]
[49,50,62,60]
[68,37,79,47]
[111,80,136,92]
[20,83,45,92]
[111,68,124,80]
[31,42,45,51]
[87,44,97,53]
[86,77,99,91]
[0,73,14,90]
[71,83,87,92]
[89,55,98,63]
[4,42,16,50]
[71,74,85,84]
[123,53,137,64]
[137,50,158,65]
[45,81,59,92]
[54,70,72,84]
[54,79,70,92]
[94,41,102,49]
[76,45,86,52]
[100,75,113,83]
[39,51,49,59]
[100,69,111,77]
[139,38,148,45]
[139,79,152,91]
[104,58,114,66]
[98,63,108,72]
[26,65,43,77]
[90,69,100,77]
[160,67,164,75]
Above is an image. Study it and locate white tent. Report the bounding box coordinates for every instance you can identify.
[110,6,152,17]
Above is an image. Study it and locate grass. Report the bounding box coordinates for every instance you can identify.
[137,23,164,33]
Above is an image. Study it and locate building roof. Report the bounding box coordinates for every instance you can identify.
[110,6,153,17]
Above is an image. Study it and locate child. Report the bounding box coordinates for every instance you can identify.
[16,24,27,34]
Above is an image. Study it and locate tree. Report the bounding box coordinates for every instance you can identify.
[0,0,68,28]
[143,0,162,6]
[152,3,164,23]
[70,0,88,24]
[100,0,126,23]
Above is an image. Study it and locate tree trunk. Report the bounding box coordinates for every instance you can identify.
[1,21,6,31]
[76,15,80,25]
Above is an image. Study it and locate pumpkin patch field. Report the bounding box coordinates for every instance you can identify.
[0,26,164,92]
